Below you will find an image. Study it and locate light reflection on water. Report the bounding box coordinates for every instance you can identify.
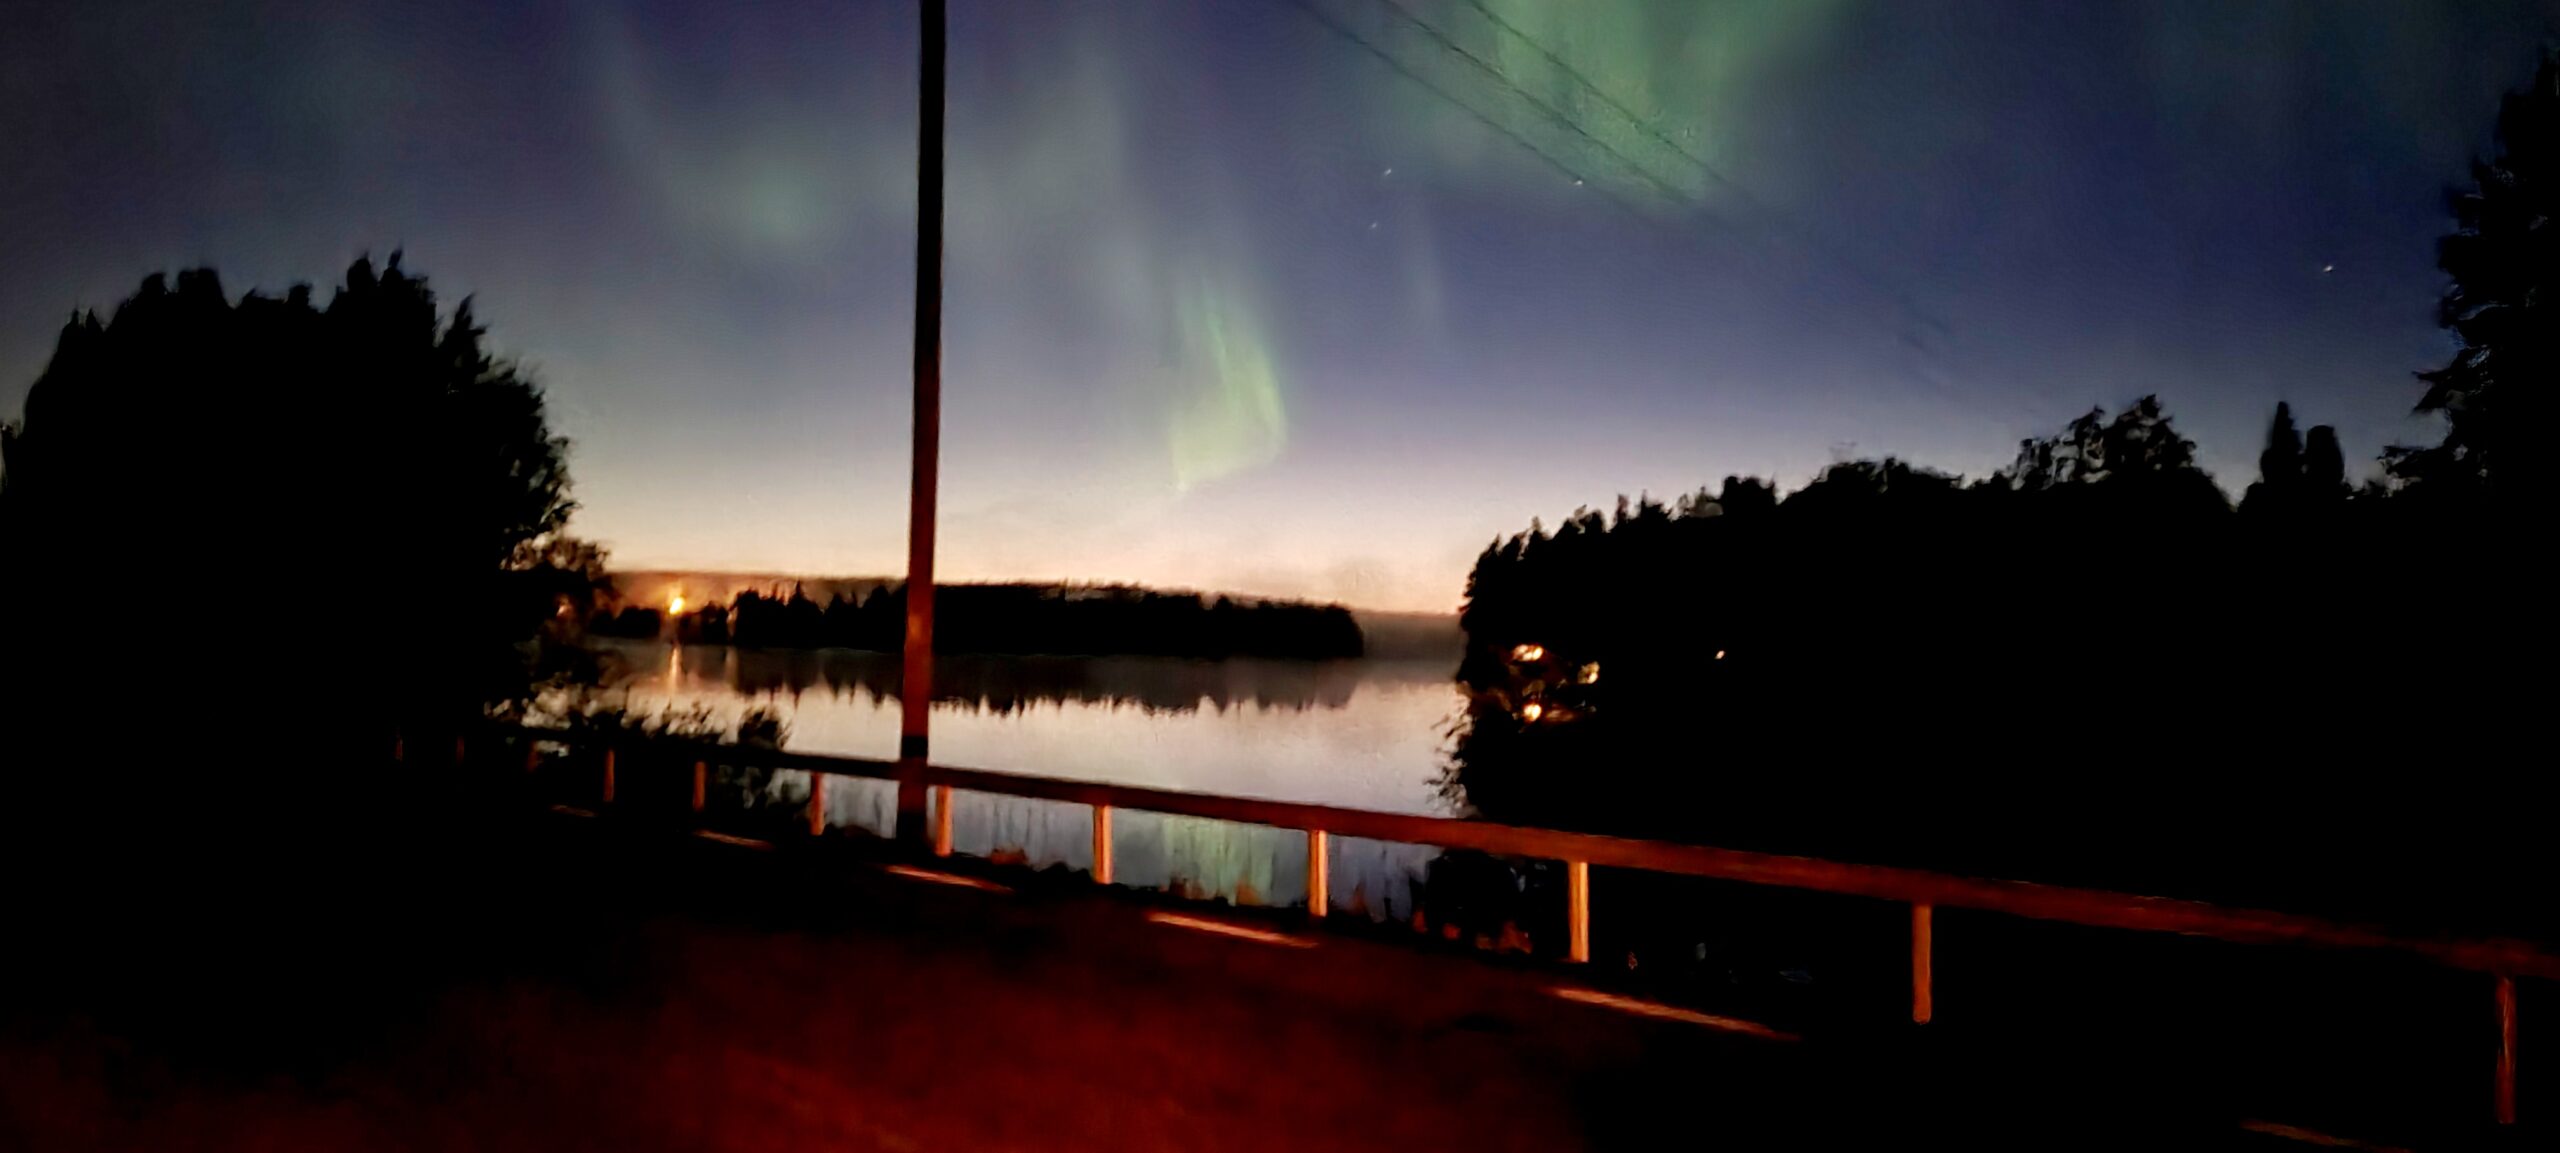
[597,640,1462,919]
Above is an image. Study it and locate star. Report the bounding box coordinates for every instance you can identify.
[2322,264,2335,273]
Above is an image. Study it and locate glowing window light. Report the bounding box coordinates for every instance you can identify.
[1577,663,1600,684]
[1512,643,1546,662]
[1520,702,1545,722]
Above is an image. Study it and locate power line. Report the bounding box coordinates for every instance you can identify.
[1278,0,1735,229]
[1274,0,1970,400]
[1368,0,1709,211]
[1442,0,1737,195]
[1267,0,1607,197]
[1432,0,1954,343]
[1272,0,1782,258]
[1368,0,1965,397]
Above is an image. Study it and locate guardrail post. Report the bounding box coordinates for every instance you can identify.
[690,761,707,812]
[807,772,827,836]
[1912,903,1935,1024]
[1091,804,1113,885]
[1307,829,1329,918]
[2497,974,2518,1125]
[931,784,954,857]
[600,748,615,805]
[1566,860,1590,963]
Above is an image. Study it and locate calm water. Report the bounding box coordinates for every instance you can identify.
[594,640,1462,918]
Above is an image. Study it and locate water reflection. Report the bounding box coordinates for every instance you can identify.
[595,640,1463,919]
[703,646,1372,715]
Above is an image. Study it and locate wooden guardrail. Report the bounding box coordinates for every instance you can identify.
[453,724,2541,1126]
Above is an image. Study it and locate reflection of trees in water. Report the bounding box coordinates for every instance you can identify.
[609,642,1459,714]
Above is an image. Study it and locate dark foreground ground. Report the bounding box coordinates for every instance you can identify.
[0,805,2537,1151]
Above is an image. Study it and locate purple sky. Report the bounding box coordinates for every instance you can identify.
[5,1,2555,611]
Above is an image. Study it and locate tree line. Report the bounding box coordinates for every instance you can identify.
[1446,53,2560,936]
[1,254,610,1041]
[595,582,1366,661]
[1451,396,2536,929]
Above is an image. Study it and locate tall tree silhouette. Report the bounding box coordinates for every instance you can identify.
[2243,402,2305,515]
[2243,401,2352,518]
[2,256,597,1038]
[2393,52,2560,502]
[2302,424,2347,502]
[1,255,588,718]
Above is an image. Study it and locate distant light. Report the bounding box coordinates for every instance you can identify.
[2322,264,2335,273]
[1520,702,1544,722]
[1382,166,1394,177]
[1578,663,1600,684]
[1512,643,1546,662]
[668,593,687,616]
[1572,178,1585,186]
[1714,650,1726,660]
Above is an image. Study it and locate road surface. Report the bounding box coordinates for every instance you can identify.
[0,810,2480,1151]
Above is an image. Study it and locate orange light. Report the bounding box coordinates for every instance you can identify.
[1145,910,1315,948]
[1512,643,1545,662]
[886,864,1012,893]
[1714,650,1726,660]
[1551,988,1800,1042]
[1520,702,1544,722]
[668,592,687,616]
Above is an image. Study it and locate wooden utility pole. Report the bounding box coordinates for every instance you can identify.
[895,0,945,843]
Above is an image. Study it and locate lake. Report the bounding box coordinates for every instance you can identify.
[592,639,1463,919]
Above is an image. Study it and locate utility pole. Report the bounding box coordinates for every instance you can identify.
[895,0,945,844]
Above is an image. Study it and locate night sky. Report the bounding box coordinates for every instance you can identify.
[5,1,2555,612]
